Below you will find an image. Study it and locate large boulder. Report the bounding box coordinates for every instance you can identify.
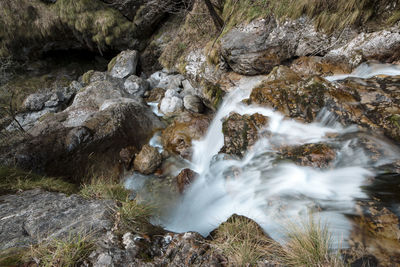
[220,17,332,75]
[0,189,114,250]
[0,72,164,178]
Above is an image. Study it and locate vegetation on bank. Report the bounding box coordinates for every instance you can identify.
[0,166,77,195]
[212,213,346,266]
[28,233,95,267]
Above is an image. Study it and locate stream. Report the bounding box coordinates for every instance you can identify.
[126,63,400,245]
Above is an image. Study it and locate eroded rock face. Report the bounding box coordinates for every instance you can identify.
[134,144,162,175]
[161,112,210,159]
[0,189,114,250]
[249,66,400,143]
[221,112,269,157]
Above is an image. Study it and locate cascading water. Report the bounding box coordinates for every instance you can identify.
[156,63,400,244]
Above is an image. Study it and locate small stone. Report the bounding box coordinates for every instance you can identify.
[134,144,162,174]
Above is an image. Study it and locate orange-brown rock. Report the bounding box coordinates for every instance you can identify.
[161,112,210,159]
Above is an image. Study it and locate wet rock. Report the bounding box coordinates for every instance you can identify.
[134,144,162,175]
[161,112,210,159]
[0,189,114,250]
[176,168,198,193]
[349,202,400,266]
[290,56,351,77]
[221,17,331,75]
[109,50,139,79]
[183,94,204,113]
[279,143,336,168]
[124,75,149,97]
[221,113,269,157]
[249,65,400,142]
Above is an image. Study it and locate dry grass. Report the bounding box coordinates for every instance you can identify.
[277,214,345,267]
[212,215,275,266]
[28,233,95,267]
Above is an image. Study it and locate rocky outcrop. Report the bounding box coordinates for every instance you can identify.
[89,231,226,266]
[221,17,400,75]
[220,17,335,75]
[0,189,114,250]
[1,56,164,178]
[161,112,210,159]
[249,66,400,143]
[133,144,162,175]
[221,112,269,157]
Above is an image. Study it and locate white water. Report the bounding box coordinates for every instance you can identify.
[158,63,400,244]
[326,62,400,81]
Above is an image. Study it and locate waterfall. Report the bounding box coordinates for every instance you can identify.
[159,63,400,244]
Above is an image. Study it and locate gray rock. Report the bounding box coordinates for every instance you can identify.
[124,75,149,97]
[0,189,114,250]
[181,79,196,96]
[160,96,183,115]
[147,71,168,89]
[325,28,400,68]
[109,50,139,79]
[183,95,204,113]
[22,93,51,111]
[221,17,330,75]
[133,144,162,174]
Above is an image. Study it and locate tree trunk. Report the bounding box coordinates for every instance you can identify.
[203,0,224,31]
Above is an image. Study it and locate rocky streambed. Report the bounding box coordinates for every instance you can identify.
[1,2,400,265]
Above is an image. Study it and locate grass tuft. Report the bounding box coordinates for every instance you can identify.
[212,214,275,266]
[79,175,130,202]
[28,233,95,267]
[278,214,345,267]
[0,166,77,195]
